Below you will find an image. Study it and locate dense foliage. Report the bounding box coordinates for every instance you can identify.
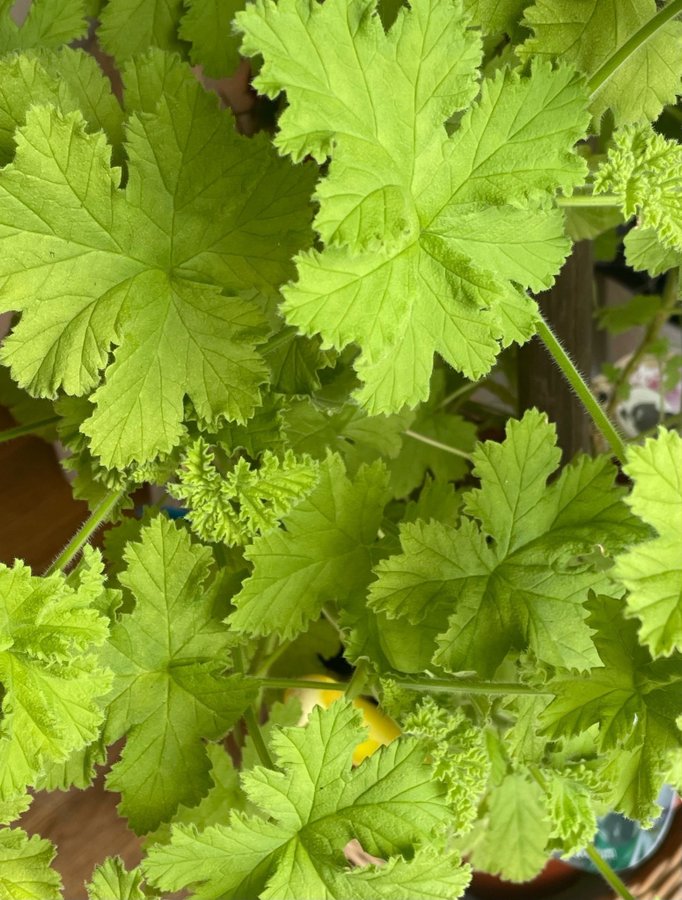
[0,0,681,898]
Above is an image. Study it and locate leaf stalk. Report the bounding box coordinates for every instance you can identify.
[535,314,627,463]
[403,428,473,461]
[556,195,620,208]
[584,846,637,900]
[44,487,125,576]
[0,416,60,444]
[258,676,553,697]
[588,0,682,97]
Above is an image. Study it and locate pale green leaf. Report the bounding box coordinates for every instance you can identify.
[0,549,111,808]
[239,0,589,413]
[469,772,550,882]
[180,0,244,77]
[614,428,682,656]
[0,0,88,50]
[86,857,145,900]
[401,697,490,832]
[0,829,61,900]
[564,205,623,242]
[596,125,682,254]
[543,768,597,857]
[145,743,244,847]
[102,516,257,833]
[263,327,334,396]
[0,51,314,466]
[624,226,682,276]
[98,0,185,61]
[370,409,645,675]
[0,49,122,167]
[214,393,284,458]
[171,441,319,546]
[282,397,411,476]
[144,701,469,900]
[541,594,682,820]
[463,0,529,34]
[520,0,682,125]
[229,454,389,640]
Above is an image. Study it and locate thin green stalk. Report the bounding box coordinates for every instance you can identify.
[322,604,344,639]
[588,0,682,97]
[584,846,637,900]
[385,677,554,696]
[254,637,294,677]
[0,416,60,444]
[345,659,370,701]
[535,314,627,463]
[258,675,553,697]
[243,704,275,769]
[556,195,619,208]
[438,381,479,410]
[44,488,125,576]
[404,429,473,461]
[606,267,680,418]
[233,645,275,769]
[261,677,347,693]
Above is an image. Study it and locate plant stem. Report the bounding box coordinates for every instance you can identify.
[0,416,60,444]
[584,846,637,900]
[261,677,347,692]
[243,704,275,769]
[556,195,619,208]
[254,638,294,677]
[606,267,680,418]
[403,429,473,461]
[588,0,682,97]
[536,314,627,463]
[345,659,370,701]
[44,488,125,576]
[438,381,479,410]
[385,677,554,696]
[258,675,553,696]
[233,645,275,769]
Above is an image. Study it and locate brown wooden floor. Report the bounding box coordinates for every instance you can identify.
[1,404,681,900]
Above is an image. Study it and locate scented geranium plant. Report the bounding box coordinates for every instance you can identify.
[0,1,681,898]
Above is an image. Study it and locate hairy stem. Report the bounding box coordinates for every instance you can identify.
[588,0,682,97]
[258,675,553,697]
[606,267,680,418]
[403,428,473,461]
[536,314,627,463]
[556,195,619,208]
[44,488,125,576]
[0,416,60,444]
[584,846,637,900]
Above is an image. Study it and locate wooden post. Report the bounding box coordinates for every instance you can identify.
[518,241,595,460]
